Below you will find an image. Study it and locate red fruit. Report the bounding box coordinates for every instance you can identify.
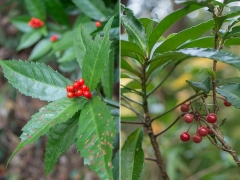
[197,127,208,136]
[67,92,74,98]
[207,113,217,123]
[78,78,84,86]
[193,134,202,143]
[81,84,88,91]
[73,81,80,89]
[68,85,75,92]
[180,103,189,112]
[208,128,214,134]
[183,113,194,123]
[95,21,101,27]
[224,99,231,107]
[28,17,44,28]
[83,91,92,99]
[50,34,58,42]
[76,89,83,96]
[180,132,190,142]
[66,85,71,92]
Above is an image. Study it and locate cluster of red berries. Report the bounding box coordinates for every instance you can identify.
[95,21,102,27]
[66,78,92,99]
[28,17,44,28]
[50,34,58,42]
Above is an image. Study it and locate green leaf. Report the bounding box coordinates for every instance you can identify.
[102,48,114,99]
[73,26,92,68]
[225,37,240,46]
[17,30,42,51]
[28,39,52,61]
[57,48,75,63]
[217,77,240,86]
[154,20,214,54]
[44,0,70,27]
[24,0,46,20]
[0,60,72,101]
[121,5,147,50]
[121,58,141,77]
[82,17,113,91]
[219,118,227,127]
[186,76,212,93]
[199,68,216,79]
[121,128,144,180]
[10,16,32,32]
[112,150,119,180]
[148,4,202,53]
[216,83,240,108]
[139,18,155,40]
[72,0,110,20]
[214,15,228,31]
[8,98,87,166]
[76,97,116,179]
[51,30,73,53]
[224,26,240,40]
[121,40,145,59]
[44,113,80,174]
[177,36,214,49]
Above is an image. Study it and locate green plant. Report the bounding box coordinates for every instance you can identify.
[121,0,240,179]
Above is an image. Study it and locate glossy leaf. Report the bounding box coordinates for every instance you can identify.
[121,5,146,50]
[0,60,72,101]
[8,98,87,166]
[121,58,141,77]
[82,17,113,91]
[186,76,212,93]
[58,48,75,63]
[224,26,240,40]
[24,0,46,20]
[76,97,116,179]
[121,40,145,58]
[44,113,80,174]
[216,83,240,108]
[177,36,214,49]
[72,0,110,20]
[28,39,52,61]
[139,18,155,40]
[17,30,42,51]
[214,15,228,31]
[121,128,144,180]
[10,16,32,32]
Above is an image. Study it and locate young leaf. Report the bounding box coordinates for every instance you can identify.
[10,15,32,32]
[121,5,147,50]
[28,39,52,61]
[24,0,46,21]
[0,60,72,102]
[7,98,87,166]
[72,0,110,20]
[216,83,240,108]
[186,76,212,93]
[17,30,42,51]
[76,97,116,180]
[82,17,113,91]
[121,128,144,180]
[44,112,80,174]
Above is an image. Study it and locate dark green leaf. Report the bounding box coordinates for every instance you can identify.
[186,76,212,93]
[0,60,72,101]
[224,26,240,40]
[24,0,46,20]
[82,17,113,91]
[227,17,240,30]
[121,128,144,180]
[216,83,240,108]
[44,113,80,174]
[214,15,228,31]
[17,30,42,51]
[10,16,32,32]
[177,36,214,49]
[139,18,155,40]
[219,118,227,127]
[112,150,119,180]
[225,37,240,46]
[121,40,145,58]
[217,77,240,85]
[28,39,52,61]
[76,97,116,179]
[121,58,141,77]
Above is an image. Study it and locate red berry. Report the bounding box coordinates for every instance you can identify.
[50,34,58,42]
[207,113,217,123]
[224,99,231,107]
[180,104,189,112]
[81,84,88,91]
[67,92,74,98]
[73,81,80,89]
[197,127,208,136]
[66,85,71,92]
[192,134,202,143]
[76,89,83,96]
[183,113,194,123]
[78,78,84,86]
[83,91,92,99]
[95,21,101,27]
[180,132,190,142]
[208,128,213,134]
[68,85,75,92]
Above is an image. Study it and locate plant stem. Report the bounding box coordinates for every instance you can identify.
[121,121,146,125]
[141,63,170,180]
[122,94,142,106]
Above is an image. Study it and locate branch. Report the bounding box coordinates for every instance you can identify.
[145,157,157,162]
[121,121,146,125]
[121,84,142,96]
[122,94,142,106]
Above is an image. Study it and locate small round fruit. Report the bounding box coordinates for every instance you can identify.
[193,134,202,143]
[95,21,101,27]
[66,85,71,92]
[73,81,80,89]
[208,128,213,134]
[68,85,75,92]
[84,91,92,99]
[207,113,217,123]
[224,99,231,107]
[198,127,208,136]
[76,89,83,96]
[81,84,88,91]
[180,132,190,142]
[183,113,194,123]
[180,103,189,112]
[67,92,74,98]
[78,78,84,86]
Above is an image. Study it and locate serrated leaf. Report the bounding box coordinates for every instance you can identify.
[24,0,46,20]
[76,97,116,179]
[121,5,146,50]
[217,77,240,85]
[8,98,87,166]
[121,128,144,180]
[112,150,119,180]
[17,30,42,51]
[44,112,80,174]
[28,39,52,61]
[224,26,240,40]
[0,60,72,101]
[72,0,110,20]
[10,15,32,32]
[186,76,212,93]
[82,17,113,91]
[216,83,240,108]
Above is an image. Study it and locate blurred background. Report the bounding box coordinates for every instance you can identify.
[121,0,240,179]
[0,0,119,179]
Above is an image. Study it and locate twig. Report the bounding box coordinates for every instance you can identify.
[121,103,144,122]
[121,121,146,125]
[105,100,119,109]
[121,84,142,96]
[145,157,157,162]
[122,94,142,106]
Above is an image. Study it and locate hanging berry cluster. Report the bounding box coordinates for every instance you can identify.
[66,78,92,99]
[28,17,44,28]
[179,98,231,144]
